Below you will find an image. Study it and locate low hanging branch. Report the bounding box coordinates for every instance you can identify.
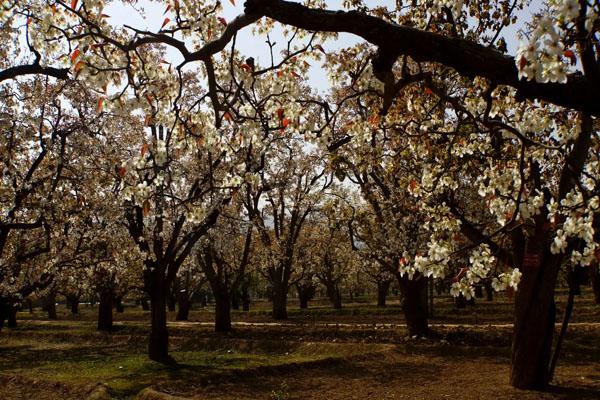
[0,63,70,83]
[244,0,600,116]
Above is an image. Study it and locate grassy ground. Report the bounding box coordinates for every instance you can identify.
[1,289,599,399]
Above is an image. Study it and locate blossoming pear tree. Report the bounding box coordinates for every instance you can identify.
[196,199,254,331]
[246,0,599,388]
[1,0,598,391]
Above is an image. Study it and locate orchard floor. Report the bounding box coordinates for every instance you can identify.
[1,291,599,399]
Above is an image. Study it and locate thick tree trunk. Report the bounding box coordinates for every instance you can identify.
[299,295,309,309]
[67,295,80,314]
[510,253,561,389]
[377,281,390,307]
[272,282,288,320]
[592,265,600,305]
[115,296,124,313]
[175,292,191,321]
[7,304,17,328]
[0,299,5,332]
[397,275,429,336]
[296,283,315,310]
[326,284,342,309]
[214,289,232,332]
[548,280,576,381]
[97,290,113,331]
[148,278,171,363]
[45,292,57,320]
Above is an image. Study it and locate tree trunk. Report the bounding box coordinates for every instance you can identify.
[27,298,33,313]
[326,284,342,309]
[45,292,57,320]
[115,296,124,313]
[7,304,17,328]
[397,275,429,336]
[141,297,150,311]
[175,292,191,321]
[214,289,232,332]
[474,285,484,298]
[377,281,390,307]
[428,277,434,317]
[455,294,468,309]
[272,282,288,320]
[0,298,6,332]
[592,265,600,305]
[510,252,561,389]
[299,295,309,309]
[167,292,176,312]
[67,295,79,314]
[485,281,494,301]
[97,290,113,331]
[148,277,171,363]
[242,285,250,311]
[296,283,315,310]
[548,277,576,382]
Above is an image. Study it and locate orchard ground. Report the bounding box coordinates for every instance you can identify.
[1,290,599,400]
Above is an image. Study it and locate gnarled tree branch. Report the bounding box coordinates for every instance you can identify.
[245,0,600,116]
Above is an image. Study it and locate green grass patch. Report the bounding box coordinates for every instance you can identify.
[0,333,379,398]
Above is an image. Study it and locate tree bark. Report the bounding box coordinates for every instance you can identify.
[7,304,17,328]
[299,295,309,309]
[167,292,176,312]
[510,251,561,389]
[326,284,342,309]
[67,295,79,314]
[45,292,57,320]
[474,285,484,298]
[592,265,600,305]
[377,281,390,307]
[485,281,494,301]
[97,290,113,331]
[272,282,288,320]
[175,291,191,321]
[148,273,172,363]
[548,272,576,382]
[296,283,315,309]
[0,298,6,332]
[397,275,429,336]
[214,289,232,332]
